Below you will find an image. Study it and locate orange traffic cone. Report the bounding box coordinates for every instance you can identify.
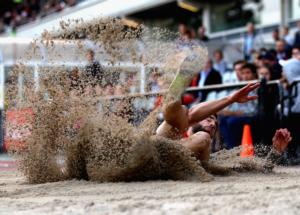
[240,124,254,158]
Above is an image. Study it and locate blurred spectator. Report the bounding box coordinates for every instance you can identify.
[190,28,196,39]
[198,59,222,87]
[146,68,162,110]
[197,26,209,42]
[293,21,300,46]
[85,49,105,86]
[152,76,167,110]
[219,63,258,149]
[114,84,126,96]
[243,22,264,61]
[259,50,282,79]
[292,45,300,59]
[0,0,79,34]
[0,19,5,33]
[69,67,81,91]
[240,62,258,81]
[280,58,300,162]
[193,59,222,102]
[213,60,247,112]
[147,68,161,93]
[178,23,188,37]
[280,58,300,114]
[272,28,280,43]
[67,0,77,7]
[253,51,264,68]
[113,85,133,121]
[83,85,93,97]
[282,26,294,46]
[125,74,138,94]
[258,65,271,80]
[213,49,227,75]
[181,29,193,42]
[94,85,103,97]
[222,60,245,84]
[233,60,246,82]
[103,84,114,96]
[41,0,65,17]
[275,39,291,60]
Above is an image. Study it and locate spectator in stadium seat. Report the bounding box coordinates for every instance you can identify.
[126,74,138,94]
[85,49,105,86]
[223,60,246,84]
[213,49,227,75]
[67,0,77,7]
[190,28,197,39]
[215,60,247,106]
[253,51,265,68]
[282,26,294,46]
[69,67,82,93]
[181,29,193,42]
[0,0,79,33]
[258,65,272,81]
[219,63,258,149]
[147,68,161,93]
[272,28,280,43]
[114,84,126,96]
[293,21,300,46]
[103,83,114,96]
[240,63,258,81]
[195,59,222,102]
[275,39,291,60]
[178,23,188,38]
[182,59,222,106]
[198,59,222,87]
[280,58,300,163]
[197,25,209,42]
[259,50,282,80]
[147,68,164,110]
[291,45,300,60]
[0,19,4,33]
[242,22,264,61]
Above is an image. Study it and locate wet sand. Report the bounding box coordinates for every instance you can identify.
[1,166,300,215]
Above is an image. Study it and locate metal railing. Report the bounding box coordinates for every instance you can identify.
[102,79,281,100]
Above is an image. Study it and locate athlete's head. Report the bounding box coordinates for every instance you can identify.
[189,114,218,138]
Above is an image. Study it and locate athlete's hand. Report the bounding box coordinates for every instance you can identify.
[229,82,260,103]
[272,129,292,154]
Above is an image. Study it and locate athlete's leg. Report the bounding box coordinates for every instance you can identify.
[156,100,189,139]
[156,50,202,139]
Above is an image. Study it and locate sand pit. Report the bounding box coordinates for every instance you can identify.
[1,166,300,215]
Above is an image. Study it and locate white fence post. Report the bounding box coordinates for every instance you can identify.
[34,64,39,92]
[140,64,145,93]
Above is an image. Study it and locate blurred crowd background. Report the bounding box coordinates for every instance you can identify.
[0,0,84,34]
[1,0,300,163]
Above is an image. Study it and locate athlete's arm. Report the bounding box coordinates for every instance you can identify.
[188,82,260,125]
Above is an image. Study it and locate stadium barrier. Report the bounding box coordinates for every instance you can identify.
[103,79,280,99]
